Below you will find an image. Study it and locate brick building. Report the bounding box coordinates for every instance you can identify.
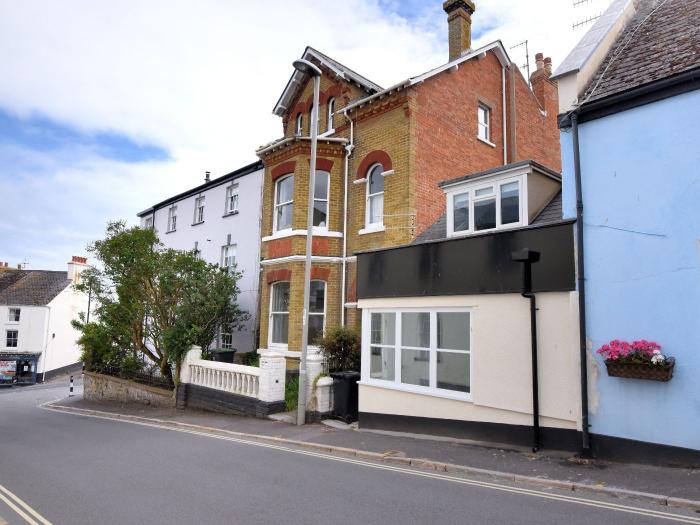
[255,0,561,367]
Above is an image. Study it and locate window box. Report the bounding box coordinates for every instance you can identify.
[604,359,675,382]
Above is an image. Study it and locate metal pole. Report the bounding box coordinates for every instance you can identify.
[296,61,321,426]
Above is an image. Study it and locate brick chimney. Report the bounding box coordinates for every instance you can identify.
[530,52,558,112]
[443,0,476,61]
[67,256,88,283]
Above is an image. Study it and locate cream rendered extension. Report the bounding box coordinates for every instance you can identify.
[358,292,582,431]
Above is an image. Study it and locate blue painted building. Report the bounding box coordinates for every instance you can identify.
[553,0,700,463]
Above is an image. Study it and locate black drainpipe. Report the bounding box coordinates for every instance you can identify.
[571,111,592,455]
[512,249,541,452]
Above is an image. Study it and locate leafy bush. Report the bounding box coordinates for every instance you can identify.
[285,375,299,412]
[119,354,145,378]
[243,352,260,368]
[317,326,360,372]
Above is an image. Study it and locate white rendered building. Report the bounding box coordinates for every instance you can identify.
[0,257,89,384]
[137,161,264,356]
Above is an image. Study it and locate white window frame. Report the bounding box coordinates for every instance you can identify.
[225,183,239,215]
[193,195,205,224]
[167,206,177,232]
[269,281,291,348]
[8,308,20,323]
[308,280,327,348]
[295,113,303,136]
[144,216,154,230]
[477,103,491,144]
[221,243,236,272]
[6,329,18,348]
[361,307,472,401]
[326,97,335,133]
[313,171,330,231]
[273,174,294,233]
[365,163,385,229]
[445,173,527,238]
[220,323,233,350]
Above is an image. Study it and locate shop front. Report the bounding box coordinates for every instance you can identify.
[0,353,39,386]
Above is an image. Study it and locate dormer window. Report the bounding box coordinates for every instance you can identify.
[295,113,303,136]
[446,175,524,237]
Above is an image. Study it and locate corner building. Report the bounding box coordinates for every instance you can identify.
[256,1,561,367]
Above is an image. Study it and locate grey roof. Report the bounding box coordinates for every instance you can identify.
[552,0,635,80]
[413,191,563,244]
[531,191,563,226]
[0,271,71,306]
[582,0,700,104]
[439,160,561,189]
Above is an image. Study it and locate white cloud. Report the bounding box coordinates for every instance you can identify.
[0,0,611,270]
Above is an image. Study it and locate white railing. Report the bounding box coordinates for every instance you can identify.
[188,359,260,398]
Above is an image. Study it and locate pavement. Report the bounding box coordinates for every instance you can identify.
[1,378,699,524]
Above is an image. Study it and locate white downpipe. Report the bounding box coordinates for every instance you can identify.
[340,109,355,327]
[502,65,508,165]
[41,305,52,382]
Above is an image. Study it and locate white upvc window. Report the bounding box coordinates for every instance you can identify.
[362,308,472,400]
[8,308,20,322]
[221,243,236,272]
[220,323,233,350]
[167,206,177,232]
[225,184,239,214]
[308,280,326,345]
[144,217,154,230]
[365,163,384,228]
[477,103,491,143]
[326,97,335,132]
[269,281,290,346]
[313,171,329,229]
[295,113,303,136]
[446,175,525,237]
[6,329,18,348]
[274,174,294,232]
[193,195,205,224]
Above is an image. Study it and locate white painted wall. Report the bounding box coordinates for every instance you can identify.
[1,305,48,355]
[140,168,264,353]
[357,292,581,430]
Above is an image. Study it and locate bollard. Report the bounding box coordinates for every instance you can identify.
[69,375,74,397]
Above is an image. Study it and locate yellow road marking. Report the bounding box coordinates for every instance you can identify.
[0,485,51,525]
[44,403,700,524]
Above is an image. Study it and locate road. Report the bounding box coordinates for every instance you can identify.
[1,382,699,525]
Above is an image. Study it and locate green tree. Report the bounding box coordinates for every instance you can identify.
[74,221,248,382]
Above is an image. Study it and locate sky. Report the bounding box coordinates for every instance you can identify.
[0,0,611,271]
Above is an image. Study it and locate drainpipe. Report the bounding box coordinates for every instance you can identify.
[340,109,355,327]
[512,249,541,452]
[41,305,52,383]
[502,65,508,165]
[571,111,592,455]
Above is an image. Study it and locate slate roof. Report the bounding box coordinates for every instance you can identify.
[0,271,71,306]
[582,0,700,104]
[438,160,560,189]
[412,191,563,244]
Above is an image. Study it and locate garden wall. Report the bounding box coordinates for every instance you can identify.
[84,371,175,408]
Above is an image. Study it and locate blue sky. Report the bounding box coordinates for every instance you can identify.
[0,0,610,271]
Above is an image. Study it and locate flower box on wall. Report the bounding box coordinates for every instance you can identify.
[604,357,675,382]
[597,339,675,382]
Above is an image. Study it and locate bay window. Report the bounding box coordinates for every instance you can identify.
[274,175,294,232]
[363,308,471,398]
[447,176,523,236]
[269,282,290,346]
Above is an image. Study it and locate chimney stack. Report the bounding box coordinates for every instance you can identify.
[443,0,476,62]
[67,256,88,283]
[543,56,553,77]
[205,171,211,183]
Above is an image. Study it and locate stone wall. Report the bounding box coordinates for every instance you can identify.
[84,371,175,408]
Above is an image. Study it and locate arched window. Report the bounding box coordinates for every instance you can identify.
[270,281,290,345]
[313,171,329,228]
[366,163,384,227]
[326,97,335,132]
[295,113,303,136]
[308,281,326,343]
[274,174,294,232]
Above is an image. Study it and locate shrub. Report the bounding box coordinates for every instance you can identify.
[285,375,299,412]
[317,326,360,372]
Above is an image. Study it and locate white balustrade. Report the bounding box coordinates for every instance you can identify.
[188,359,260,398]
